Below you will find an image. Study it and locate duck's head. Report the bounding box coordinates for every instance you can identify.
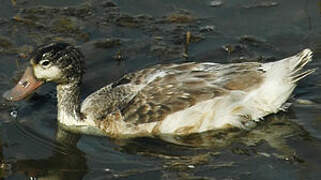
[3,42,84,101]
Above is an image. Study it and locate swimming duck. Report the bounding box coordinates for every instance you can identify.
[3,43,315,138]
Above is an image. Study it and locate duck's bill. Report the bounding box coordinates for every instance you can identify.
[3,66,44,101]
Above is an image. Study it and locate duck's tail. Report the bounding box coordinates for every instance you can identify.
[262,49,315,84]
[281,48,315,83]
[246,49,316,120]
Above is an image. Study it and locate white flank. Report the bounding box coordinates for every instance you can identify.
[156,49,314,134]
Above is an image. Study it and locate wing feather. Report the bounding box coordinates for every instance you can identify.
[119,62,264,124]
[81,62,264,124]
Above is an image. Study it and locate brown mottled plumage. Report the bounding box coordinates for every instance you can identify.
[3,43,315,138]
[121,63,263,124]
[80,62,263,126]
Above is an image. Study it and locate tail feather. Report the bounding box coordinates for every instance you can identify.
[257,49,315,117]
[291,49,313,72]
[288,48,314,82]
[291,68,317,83]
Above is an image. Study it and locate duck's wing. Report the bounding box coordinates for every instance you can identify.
[118,62,265,124]
[81,64,172,121]
[81,62,264,123]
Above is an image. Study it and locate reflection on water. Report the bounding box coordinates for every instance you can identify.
[0,112,319,179]
[0,0,321,179]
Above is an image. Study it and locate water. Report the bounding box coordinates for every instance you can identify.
[0,0,321,179]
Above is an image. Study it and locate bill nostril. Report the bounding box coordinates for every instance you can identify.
[19,80,30,88]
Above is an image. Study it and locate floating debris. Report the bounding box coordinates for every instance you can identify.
[104,168,111,172]
[257,152,271,157]
[272,153,304,163]
[167,13,194,23]
[10,110,18,118]
[210,0,224,7]
[222,44,234,54]
[187,164,195,168]
[295,98,315,105]
[186,31,191,45]
[200,25,215,32]
[208,162,235,169]
[222,44,247,55]
[153,36,163,41]
[113,49,125,61]
[0,161,12,177]
[183,31,191,58]
[244,1,279,9]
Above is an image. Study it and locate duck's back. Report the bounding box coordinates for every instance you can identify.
[81,61,266,136]
[121,62,263,121]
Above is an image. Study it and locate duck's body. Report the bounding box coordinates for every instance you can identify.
[3,43,315,138]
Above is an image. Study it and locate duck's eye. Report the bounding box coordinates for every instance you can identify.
[40,60,50,67]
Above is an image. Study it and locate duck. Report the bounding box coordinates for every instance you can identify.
[3,42,315,138]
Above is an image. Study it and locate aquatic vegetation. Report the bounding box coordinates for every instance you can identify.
[166,13,195,24]
[93,38,121,49]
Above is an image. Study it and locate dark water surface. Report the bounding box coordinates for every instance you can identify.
[0,0,321,179]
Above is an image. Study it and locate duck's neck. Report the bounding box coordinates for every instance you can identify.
[56,79,83,126]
